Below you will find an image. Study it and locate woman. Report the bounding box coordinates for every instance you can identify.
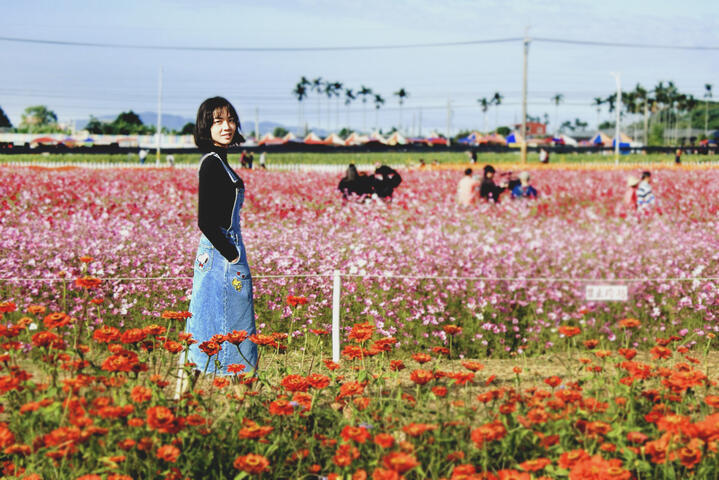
[184,97,257,376]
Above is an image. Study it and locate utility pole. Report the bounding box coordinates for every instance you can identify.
[610,72,621,166]
[446,99,452,143]
[520,29,529,164]
[156,67,162,164]
[255,107,260,142]
[419,108,423,137]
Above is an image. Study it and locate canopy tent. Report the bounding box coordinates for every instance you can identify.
[559,134,578,146]
[482,133,506,145]
[457,131,483,145]
[505,132,524,144]
[282,132,300,143]
[30,136,57,145]
[344,132,369,145]
[425,136,448,146]
[258,133,287,146]
[116,137,138,147]
[368,131,387,144]
[323,133,345,146]
[591,132,612,145]
[386,131,407,146]
[303,132,325,144]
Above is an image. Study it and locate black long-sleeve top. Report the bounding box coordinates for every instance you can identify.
[197,150,244,262]
[479,178,506,202]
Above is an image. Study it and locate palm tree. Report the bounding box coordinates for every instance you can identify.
[477,97,490,133]
[592,97,603,129]
[393,88,409,133]
[292,82,308,135]
[332,82,343,130]
[358,85,373,133]
[551,93,564,135]
[705,84,713,137]
[344,88,355,129]
[632,84,649,145]
[311,77,323,130]
[373,94,385,132]
[323,81,336,132]
[491,92,503,131]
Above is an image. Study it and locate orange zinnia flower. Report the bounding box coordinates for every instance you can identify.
[130,386,152,403]
[268,399,294,416]
[75,276,102,289]
[461,361,484,372]
[233,453,270,474]
[558,325,581,337]
[43,312,72,329]
[155,445,180,463]
[443,324,462,336]
[374,433,395,449]
[409,369,434,385]
[281,374,310,392]
[348,322,375,343]
[160,310,192,321]
[618,317,641,329]
[341,426,371,444]
[198,340,221,356]
[557,449,590,470]
[226,330,249,345]
[382,451,419,473]
[519,457,551,472]
[411,353,432,364]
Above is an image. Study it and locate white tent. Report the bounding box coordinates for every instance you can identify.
[344,132,369,145]
[323,133,345,146]
[303,132,325,144]
[559,134,578,146]
[369,131,387,144]
[386,131,407,145]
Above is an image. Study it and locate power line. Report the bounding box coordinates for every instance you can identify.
[0,35,522,52]
[534,37,719,51]
[0,34,717,51]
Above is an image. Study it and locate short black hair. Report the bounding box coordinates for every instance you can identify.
[464,168,472,175]
[194,97,244,152]
[483,164,495,175]
[641,171,651,179]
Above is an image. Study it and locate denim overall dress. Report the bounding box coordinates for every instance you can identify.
[185,153,258,375]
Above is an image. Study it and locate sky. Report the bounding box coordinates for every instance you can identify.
[1,0,717,136]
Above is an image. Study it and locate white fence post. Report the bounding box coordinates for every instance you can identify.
[332,270,341,363]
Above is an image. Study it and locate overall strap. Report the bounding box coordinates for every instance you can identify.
[199,152,239,183]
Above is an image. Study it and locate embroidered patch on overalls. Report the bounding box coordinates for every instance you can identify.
[197,253,209,269]
[231,277,243,292]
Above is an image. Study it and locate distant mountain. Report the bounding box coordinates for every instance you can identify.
[74,112,325,137]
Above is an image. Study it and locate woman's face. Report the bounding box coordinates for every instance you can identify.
[210,107,237,147]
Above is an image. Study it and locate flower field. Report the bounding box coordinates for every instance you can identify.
[1,164,719,479]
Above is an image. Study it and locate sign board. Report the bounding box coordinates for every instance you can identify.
[585,285,628,302]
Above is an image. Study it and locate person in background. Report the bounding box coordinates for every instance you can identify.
[240,149,248,168]
[259,151,267,169]
[166,154,175,167]
[138,148,148,164]
[338,164,372,201]
[637,171,656,213]
[511,171,538,199]
[539,147,549,164]
[675,148,682,164]
[622,175,640,214]
[479,164,507,202]
[372,164,402,201]
[456,168,479,205]
[246,151,254,169]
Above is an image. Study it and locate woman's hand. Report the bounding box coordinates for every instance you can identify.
[230,256,240,264]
